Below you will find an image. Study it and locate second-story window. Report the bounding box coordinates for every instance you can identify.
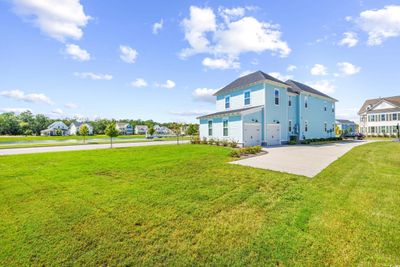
[331,103,334,112]
[244,91,251,105]
[324,102,327,111]
[305,96,308,108]
[208,121,212,136]
[288,96,292,107]
[394,113,398,120]
[225,96,230,109]
[381,114,386,121]
[274,89,280,105]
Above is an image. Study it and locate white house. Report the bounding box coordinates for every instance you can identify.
[41,121,69,136]
[68,122,93,135]
[135,125,148,135]
[116,123,133,135]
[198,71,337,146]
[359,96,400,137]
[154,125,172,135]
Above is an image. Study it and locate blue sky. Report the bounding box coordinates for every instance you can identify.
[1,0,399,123]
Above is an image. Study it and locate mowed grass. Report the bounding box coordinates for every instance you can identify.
[0,142,399,265]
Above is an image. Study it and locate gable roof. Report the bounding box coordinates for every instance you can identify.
[285,80,337,101]
[213,71,288,96]
[197,105,263,119]
[358,96,400,114]
[336,119,355,124]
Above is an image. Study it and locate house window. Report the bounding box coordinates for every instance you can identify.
[324,122,327,132]
[288,120,292,132]
[208,121,212,136]
[305,121,308,132]
[244,91,251,105]
[225,96,230,109]
[288,96,292,107]
[331,103,334,112]
[305,96,308,108]
[274,89,280,105]
[393,113,398,120]
[324,102,327,111]
[381,114,386,121]
[223,120,228,136]
[332,123,335,133]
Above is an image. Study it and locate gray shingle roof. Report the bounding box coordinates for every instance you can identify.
[285,80,337,101]
[197,105,263,119]
[213,71,288,96]
[358,95,400,114]
[336,119,355,124]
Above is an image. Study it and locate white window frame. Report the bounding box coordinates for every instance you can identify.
[208,120,213,136]
[225,96,230,109]
[244,90,251,106]
[288,120,292,132]
[223,119,229,137]
[274,89,280,106]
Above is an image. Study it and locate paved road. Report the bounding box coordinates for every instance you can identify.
[0,140,189,156]
[231,141,370,177]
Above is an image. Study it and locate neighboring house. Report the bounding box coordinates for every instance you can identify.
[40,121,69,136]
[198,71,337,146]
[116,123,133,135]
[154,125,172,135]
[336,119,357,135]
[135,125,148,135]
[358,96,400,137]
[68,122,93,135]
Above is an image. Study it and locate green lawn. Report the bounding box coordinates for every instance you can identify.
[0,134,146,142]
[0,142,399,265]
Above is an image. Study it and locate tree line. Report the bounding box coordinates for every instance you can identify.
[0,111,199,136]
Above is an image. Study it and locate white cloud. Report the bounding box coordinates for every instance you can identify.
[308,80,335,94]
[157,80,176,89]
[192,88,218,103]
[74,72,112,80]
[65,102,78,109]
[310,64,328,76]
[268,72,293,81]
[51,108,64,115]
[12,0,91,42]
[286,65,297,72]
[65,44,90,61]
[0,107,33,114]
[169,110,214,116]
[1,89,54,105]
[119,45,138,63]
[180,6,290,68]
[152,19,163,34]
[337,62,361,75]
[339,32,358,47]
[357,5,400,45]
[202,57,239,70]
[130,78,148,88]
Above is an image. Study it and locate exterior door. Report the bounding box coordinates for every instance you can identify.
[243,123,261,147]
[266,124,281,145]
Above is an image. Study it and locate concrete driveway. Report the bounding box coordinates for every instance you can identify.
[0,140,189,156]
[231,141,370,177]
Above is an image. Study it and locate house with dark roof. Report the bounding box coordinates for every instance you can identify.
[358,96,400,136]
[198,70,337,146]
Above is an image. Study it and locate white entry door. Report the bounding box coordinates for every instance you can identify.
[266,124,281,146]
[243,123,261,147]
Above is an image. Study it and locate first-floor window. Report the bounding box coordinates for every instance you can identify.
[324,122,327,132]
[223,120,228,136]
[305,121,308,132]
[208,121,212,136]
[288,120,292,132]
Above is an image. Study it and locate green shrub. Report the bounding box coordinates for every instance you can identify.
[229,140,238,148]
[214,139,221,146]
[201,137,208,144]
[288,140,297,145]
[230,146,262,158]
[208,138,215,145]
[222,139,229,147]
[191,136,200,144]
[229,150,241,158]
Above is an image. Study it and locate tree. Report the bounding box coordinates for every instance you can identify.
[33,114,50,136]
[186,124,198,136]
[105,121,119,148]
[0,113,21,135]
[148,126,155,137]
[170,123,182,144]
[80,124,89,144]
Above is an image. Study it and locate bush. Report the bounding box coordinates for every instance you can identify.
[191,136,200,144]
[301,137,342,144]
[229,140,238,148]
[288,140,297,145]
[201,137,208,144]
[230,146,262,158]
[229,150,241,158]
[222,139,229,147]
[214,139,221,146]
[208,138,215,145]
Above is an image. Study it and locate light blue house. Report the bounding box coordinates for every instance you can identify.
[336,119,357,135]
[198,71,337,146]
